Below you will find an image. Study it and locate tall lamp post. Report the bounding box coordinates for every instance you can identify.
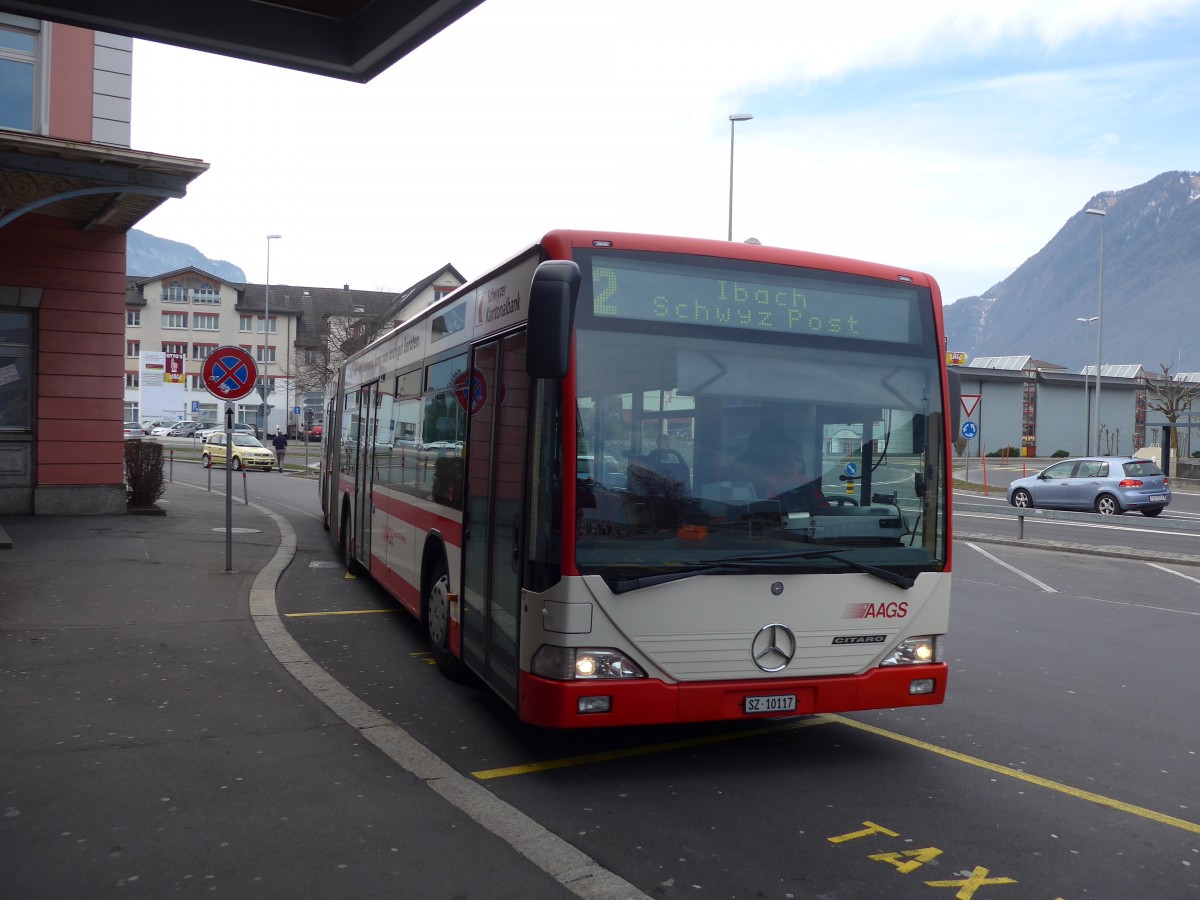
[263,234,282,437]
[727,113,753,241]
[1085,208,1105,454]
[1076,316,1099,455]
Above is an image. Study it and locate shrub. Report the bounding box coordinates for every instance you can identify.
[986,446,1023,458]
[1051,449,1071,458]
[125,440,165,508]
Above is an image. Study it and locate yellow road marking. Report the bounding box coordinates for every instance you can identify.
[827,714,1200,836]
[471,715,835,779]
[471,709,1200,836]
[283,608,399,618]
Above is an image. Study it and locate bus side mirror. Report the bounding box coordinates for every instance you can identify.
[947,366,962,437]
[526,260,581,379]
[912,414,926,455]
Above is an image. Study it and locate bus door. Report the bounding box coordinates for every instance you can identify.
[353,381,379,565]
[460,333,529,706]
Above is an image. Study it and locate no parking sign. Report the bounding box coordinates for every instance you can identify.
[201,346,258,401]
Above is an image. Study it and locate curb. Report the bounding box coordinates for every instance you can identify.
[240,496,650,900]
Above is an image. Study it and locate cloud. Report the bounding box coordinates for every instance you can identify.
[130,0,1200,304]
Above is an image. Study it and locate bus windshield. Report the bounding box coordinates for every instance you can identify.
[571,250,947,588]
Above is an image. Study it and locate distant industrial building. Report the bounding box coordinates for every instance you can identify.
[951,355,1197,460]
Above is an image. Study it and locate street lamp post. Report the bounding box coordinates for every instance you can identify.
[727,113,753,241]
[1085,208,1105,454]
[263,234,282,437]
[1076,316,1099,455]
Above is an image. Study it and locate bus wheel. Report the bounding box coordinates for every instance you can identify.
[340,507,365,575]
[426,556,464,680]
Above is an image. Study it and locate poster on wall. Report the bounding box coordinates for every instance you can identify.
[165,353,186,384]
[142,351,166,388]
[140,351,185,420]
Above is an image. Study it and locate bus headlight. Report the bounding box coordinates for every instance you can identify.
[880,635,943,666]
[531,646,646,680]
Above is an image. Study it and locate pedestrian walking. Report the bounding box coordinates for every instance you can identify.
[272,427,288,472]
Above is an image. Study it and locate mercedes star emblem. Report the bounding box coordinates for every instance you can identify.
[751,623,796,673]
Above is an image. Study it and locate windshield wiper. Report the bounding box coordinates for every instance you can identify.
[711,549,915,590]
[611,563,751,593]
[605,549,916,594]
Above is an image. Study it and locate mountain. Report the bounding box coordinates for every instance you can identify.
[126,229,246,283]
[943,171,1200,373]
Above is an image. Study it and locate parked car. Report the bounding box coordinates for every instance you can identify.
[167,421,200,437]
[123,422,143,440]
[1007,456,1171,516]
[305,421,323,442]
[150,423,180,436]
[577,454,625,487]
[195,423,256,441]
[422,440,464,457]
[140,419,173,435]
[201,433,276,471]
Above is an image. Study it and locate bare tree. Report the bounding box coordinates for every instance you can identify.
[1145,363,1200,463]
[292,311,392,397]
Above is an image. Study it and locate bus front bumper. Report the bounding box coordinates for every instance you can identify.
[517,663,948,729]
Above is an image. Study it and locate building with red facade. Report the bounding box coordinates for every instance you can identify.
[0,14,206,513]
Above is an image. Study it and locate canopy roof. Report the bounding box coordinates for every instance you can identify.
[0,0,483,81]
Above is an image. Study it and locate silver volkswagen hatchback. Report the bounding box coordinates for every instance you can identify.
[1007,456,1171,516]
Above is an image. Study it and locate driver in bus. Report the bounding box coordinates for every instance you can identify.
[771,451,829,512]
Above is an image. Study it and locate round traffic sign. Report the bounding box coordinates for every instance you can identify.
[961,421,978,440]
[454,368,488,416]
[201,346,259,401]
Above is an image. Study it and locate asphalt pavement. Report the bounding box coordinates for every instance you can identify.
[2,473,1197,900]
[0,482,630,900]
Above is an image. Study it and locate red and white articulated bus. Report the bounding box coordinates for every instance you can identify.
[320,230,956,728]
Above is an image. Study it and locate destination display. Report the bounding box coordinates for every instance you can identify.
[590,256,920,344]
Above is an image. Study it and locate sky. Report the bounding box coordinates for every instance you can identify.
[129,0,1200,305]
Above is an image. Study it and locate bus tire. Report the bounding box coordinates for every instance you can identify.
[340,505,365,575]
[426,555,464,681]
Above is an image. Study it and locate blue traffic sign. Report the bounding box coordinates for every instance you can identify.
[844,462,858,478]
[961,421,978,440]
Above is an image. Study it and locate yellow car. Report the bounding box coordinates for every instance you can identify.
[201,432,276,471]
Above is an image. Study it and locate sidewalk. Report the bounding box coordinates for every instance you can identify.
[0,483,601,900]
